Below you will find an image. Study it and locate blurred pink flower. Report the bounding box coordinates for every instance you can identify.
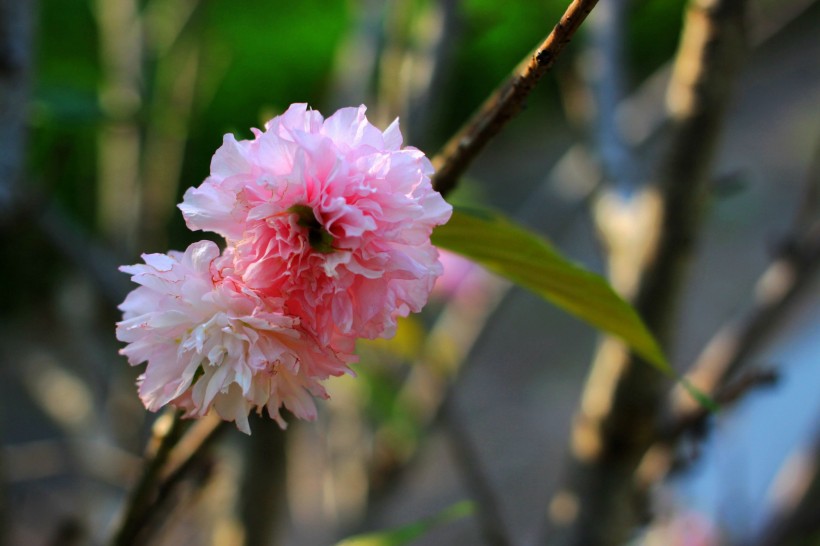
[116,241,354,433]
[431,249,495,301]
[646,510,720,546]
[179,104,452,342]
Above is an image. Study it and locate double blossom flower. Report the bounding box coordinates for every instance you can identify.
[116,104,452,433]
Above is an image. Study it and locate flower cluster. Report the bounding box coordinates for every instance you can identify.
[116,104,451,433]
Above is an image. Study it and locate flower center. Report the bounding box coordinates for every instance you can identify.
[288,204,335,254]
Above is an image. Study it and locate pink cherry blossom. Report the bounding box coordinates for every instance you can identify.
[116,240,354,433]
[179,104,452,342]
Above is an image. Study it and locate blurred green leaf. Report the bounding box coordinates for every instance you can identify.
[335,501,474,546]
[432,206,670,372]
[32,88,102,124]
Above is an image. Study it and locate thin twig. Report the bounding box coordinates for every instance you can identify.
[118,414,227,546]
[657,368,778,446]
[430,0,600,197]
[109,412,227,546]
[157,412,225,485]
[111,410,186,546]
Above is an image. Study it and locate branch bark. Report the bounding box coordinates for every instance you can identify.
[753,427,820,546]
[544,1,748,544]
[108,412,226,546]
[430,0,600,197]
[110,411,187,546]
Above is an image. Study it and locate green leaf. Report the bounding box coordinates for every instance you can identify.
[335,501,474,546]
[432,206,670,372]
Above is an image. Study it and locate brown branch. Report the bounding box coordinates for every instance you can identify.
[635,143,820,487]
[656,368,778,448]
[674,225,820,413]
[156,412,225,485]
[120,414,227,546]
[753,428,820,546]
[108,411,227,546]
[110,411,187,546]
[430,0,600,197]
[544,1,748,544]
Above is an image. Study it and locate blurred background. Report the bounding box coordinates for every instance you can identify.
[1,0,819,544]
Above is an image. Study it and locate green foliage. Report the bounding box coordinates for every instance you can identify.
[628,0,688,79]
[199,0,349,131]
[441,0,567,141]
[336,501,474,546]
[432,206,670,372]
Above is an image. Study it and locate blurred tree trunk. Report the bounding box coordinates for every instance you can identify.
[544,0,748,544]
[93,0,143,254]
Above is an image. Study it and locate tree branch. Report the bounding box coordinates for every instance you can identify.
[108,412,227,546]
[430,0,600,197]
[635,140,820,487]
[544,1,748,544]
[110,411,187,546]
[753,427,820,546]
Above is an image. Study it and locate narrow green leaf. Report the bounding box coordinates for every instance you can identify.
[432,206,670,372]
[681,378,720,413]
[335,501,474,546]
